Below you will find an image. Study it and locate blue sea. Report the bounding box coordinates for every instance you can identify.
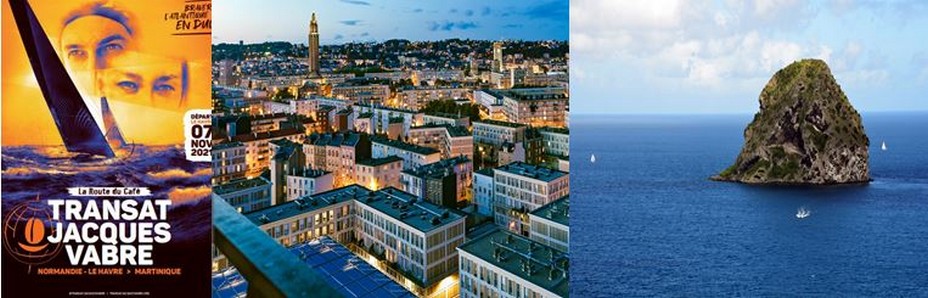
[570,112,928,297]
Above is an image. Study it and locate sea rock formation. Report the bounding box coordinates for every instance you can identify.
[712,59,870,185]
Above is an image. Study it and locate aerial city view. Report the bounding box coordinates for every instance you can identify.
[209,1,569,297]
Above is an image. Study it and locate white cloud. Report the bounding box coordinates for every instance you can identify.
[570,0,879,89]
[569,0,922,113]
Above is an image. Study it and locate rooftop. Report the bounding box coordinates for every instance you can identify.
[213,141,244,150]
[250,112,291,121]
[530,196,569,226]
[495,162,567,182]
[371,136,439,155]
[457,229,569,297]
[446,125,471,138]
[246,185,364,225]
[211,236,415,298]
[357,156,403,167]
[402,156,470,178]
[270,139,302,160]
[229,128,304,143]
[410,124,471,138]
[539,126,569,135]
[424,112,467,119]
[483,87,568,101]
[307,132,365,147]
[289,169,331,178]
[474,168,495,177]
[213,177,270,195]
[356,103,420,115]
[246,185,463,233]
[474,119,526,129]
[366,187,465,233]
[318,105,336,113]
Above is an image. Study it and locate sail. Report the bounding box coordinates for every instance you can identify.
[8,0,115,157]
[100,97,127,148]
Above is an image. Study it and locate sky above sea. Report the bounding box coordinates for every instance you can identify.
[212,0,568,44]
[571,1,928,114]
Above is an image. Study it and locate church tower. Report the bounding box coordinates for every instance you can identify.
[308,12,321,78]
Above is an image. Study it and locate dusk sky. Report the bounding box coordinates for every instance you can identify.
[571,0,928,114]
[213,0,568,44]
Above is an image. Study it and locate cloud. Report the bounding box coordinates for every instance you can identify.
[570,0,854,88]
[340,20,363,26]
[571,0,927,113]
[412,8,423,13]
[428,21,478,31]
[340,0,370,6]
[334,34,344,40]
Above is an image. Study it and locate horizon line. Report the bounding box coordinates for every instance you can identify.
[212,38,569,46]
[571,109,928,116]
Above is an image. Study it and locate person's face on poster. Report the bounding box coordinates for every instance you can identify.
[100,52,188,109]
[58,5,135,97]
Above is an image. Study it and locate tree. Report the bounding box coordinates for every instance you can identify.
[272,89,295,101]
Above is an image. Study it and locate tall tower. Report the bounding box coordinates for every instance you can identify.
[308,12,321,78]
[493,42,504,72]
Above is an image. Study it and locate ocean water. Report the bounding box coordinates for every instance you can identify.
[570,112,928,297]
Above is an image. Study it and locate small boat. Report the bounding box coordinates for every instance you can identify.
[590,154,596,163]
[796,207,810,219]
[881,141,887,151]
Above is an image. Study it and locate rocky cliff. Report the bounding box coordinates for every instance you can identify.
[712,59,870,185]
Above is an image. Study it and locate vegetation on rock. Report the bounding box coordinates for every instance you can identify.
[712,59,870,185]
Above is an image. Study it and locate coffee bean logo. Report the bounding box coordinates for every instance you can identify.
[19,217,48,252]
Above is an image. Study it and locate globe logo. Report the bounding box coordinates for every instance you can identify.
[2,196,63,270]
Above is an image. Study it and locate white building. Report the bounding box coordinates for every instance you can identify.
[355,156,403,191]
[473,168,495,216]
[458,229,569,298]
[212,141,246,184]
[492,162,569,236]
[423,112,470,128]
[528,197,569,253]
[245,185,466,296]
[400,156,473,208]
[332,84,390,105]
[539,127,569,158]
[286,169,334,202]
[475,88,569,128]
[371,136,441,170]
[303,132,371,188]
[213,177,272,213]
[229,128,305,177]
[400,86,469,110]
[354,103,424,137]
[408,124,474,160]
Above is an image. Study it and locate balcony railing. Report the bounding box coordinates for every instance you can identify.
[213,195,342,297]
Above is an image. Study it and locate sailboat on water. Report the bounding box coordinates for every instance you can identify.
[9,0,125,158]
[590,154,596,163]
[881,141,887,151]
[796,207,811,219]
